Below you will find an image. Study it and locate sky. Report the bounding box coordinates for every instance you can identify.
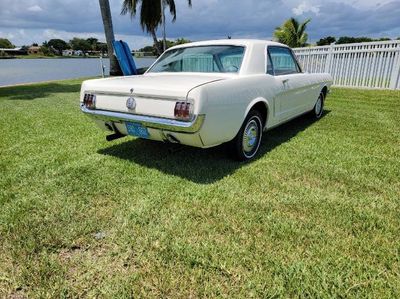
[0,0,399,49]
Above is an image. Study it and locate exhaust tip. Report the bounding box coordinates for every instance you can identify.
[104,122,113,131]
[106,132,125,142]
[165,134,180,144]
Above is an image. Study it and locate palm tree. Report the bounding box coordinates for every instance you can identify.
[99,0,121,75]
[274,17,311,48]
[121,0,192,55]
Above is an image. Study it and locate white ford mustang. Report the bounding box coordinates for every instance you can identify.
[80,39,332,160]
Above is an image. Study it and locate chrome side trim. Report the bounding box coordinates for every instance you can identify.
[80,104,205,133]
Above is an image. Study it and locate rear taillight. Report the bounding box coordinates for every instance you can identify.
[83,93,96,109]
[174,101,193,120]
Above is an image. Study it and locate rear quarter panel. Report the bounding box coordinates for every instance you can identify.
[196,75,279,147]
[302,72,334,110]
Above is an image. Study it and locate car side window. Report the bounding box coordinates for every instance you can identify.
[266,51,274,75]
[268,46,301,76]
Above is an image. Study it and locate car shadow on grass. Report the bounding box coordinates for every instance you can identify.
[0,82,81,100]
[98,111,330,184]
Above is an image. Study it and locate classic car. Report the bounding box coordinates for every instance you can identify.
[80,39,333,160]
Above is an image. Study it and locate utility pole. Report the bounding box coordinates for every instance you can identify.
[161,0,166,52]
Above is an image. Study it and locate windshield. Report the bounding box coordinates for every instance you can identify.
[148,45,245,73]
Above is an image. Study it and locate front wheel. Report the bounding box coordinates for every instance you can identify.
[229,110,263,161]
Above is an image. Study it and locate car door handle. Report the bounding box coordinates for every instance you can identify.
[282,79,289,84]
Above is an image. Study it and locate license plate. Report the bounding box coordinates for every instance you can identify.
[125,122,149,138]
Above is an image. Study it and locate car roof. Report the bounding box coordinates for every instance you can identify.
[169,39,287,50]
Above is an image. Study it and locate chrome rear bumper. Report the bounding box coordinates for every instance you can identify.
[80,105,205,133]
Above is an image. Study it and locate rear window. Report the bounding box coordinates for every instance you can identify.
[148,45,245,73]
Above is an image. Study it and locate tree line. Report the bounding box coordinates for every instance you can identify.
[0,37,108,56]
[137,38,191,55]
[2,31,399,58]
[315,36,399,46]
[273,17,400,48]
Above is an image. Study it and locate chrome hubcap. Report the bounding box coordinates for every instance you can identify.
[242,120,259,154]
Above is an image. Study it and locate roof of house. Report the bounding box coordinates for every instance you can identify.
[0,47,23,51]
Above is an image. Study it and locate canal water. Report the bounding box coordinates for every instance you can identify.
[0,58,156,87]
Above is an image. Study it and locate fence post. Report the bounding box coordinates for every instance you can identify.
[324,43,334,74]
[389,50,400,89]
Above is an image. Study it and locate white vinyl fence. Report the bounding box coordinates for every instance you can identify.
[293,40,400,90]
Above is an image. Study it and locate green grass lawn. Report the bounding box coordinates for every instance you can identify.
[0,80,399,298]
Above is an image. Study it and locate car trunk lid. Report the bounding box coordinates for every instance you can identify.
[81,73,233,119]
[83,72,233,98]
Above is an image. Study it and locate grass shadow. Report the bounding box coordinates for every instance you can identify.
[0,82,81,100]
[98,111,330,184]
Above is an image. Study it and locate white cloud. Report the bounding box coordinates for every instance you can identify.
[350,0,392,8]
[1,0,399,46]
[27,5,43,12]
[285,0,392,11]
[292,1,320,15]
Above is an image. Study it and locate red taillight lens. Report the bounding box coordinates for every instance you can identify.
[174,101,192,120]
[83,93,96,109]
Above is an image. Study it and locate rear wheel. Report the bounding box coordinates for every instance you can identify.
[312,92,325,119]
[229,110,263,161]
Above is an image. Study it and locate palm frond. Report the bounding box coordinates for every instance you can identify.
[140,0,161,32]
[299,18,311,36]
[121,0,139,17]
[121,0,192,38]
[290,17,300,32]
[274,17,311,47]
[165,0,177,22]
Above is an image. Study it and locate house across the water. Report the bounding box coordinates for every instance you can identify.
[27,46,41,55]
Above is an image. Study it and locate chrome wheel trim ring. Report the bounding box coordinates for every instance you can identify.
[315,96,322,115]
[315,94,323,117]
[314,93,324,117]
[242,117,262,158]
